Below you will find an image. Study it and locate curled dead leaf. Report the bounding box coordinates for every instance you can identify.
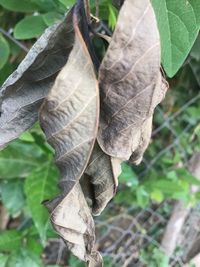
[97,0,168,163]
[0,10,74,149]
[81,143,122,216]
[39,3,100,266]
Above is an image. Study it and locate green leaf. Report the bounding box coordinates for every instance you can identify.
[150,189,164,203]
[176,168,200,186]
[190,34,200,60]
[14,16,47,40]
[188,0,200,27]
[0,34,9,70]
[108,4,118,30]
[0,62,14,86]
[69,255,85,267]
[58,0,75,7]
[151,0,199,77]
[166,170,178,181]
[6,250,43,267]
[147,179,185,195]
[19,132,35,143]
[0,254,8,267]
[26,237,43,257]
[24,163,59,243]
[42,12,63,26]
[1,180,25,215]
[114,187,136,206]
[0,141,44,179]
[136,186,149,208]
[0,0,38,12]
[119,163,139,187]
[31,0,58,12]
[0,230,22,252]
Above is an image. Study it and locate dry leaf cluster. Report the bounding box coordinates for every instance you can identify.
[0,0,168,266]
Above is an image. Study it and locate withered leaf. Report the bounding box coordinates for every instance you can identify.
[39,6,100,266]
[81,143,122,216]
[50,183,102,266]
[0,10,74,150]
[97,0,168,163]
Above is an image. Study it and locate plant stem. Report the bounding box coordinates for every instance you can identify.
[84,0,91,23]
[74,0,100,70]
[95,0,99,18]
[0,28,29,52]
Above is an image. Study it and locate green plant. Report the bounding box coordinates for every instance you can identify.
[140,247,169,267]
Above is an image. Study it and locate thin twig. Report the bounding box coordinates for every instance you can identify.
[0,28,29,52]
[95,0,99,18]
[56,238,65,265]
[84,0,91,23]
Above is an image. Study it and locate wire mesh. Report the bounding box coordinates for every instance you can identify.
[94,86,200,266]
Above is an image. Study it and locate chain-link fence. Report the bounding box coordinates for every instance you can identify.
[94,84,200,266]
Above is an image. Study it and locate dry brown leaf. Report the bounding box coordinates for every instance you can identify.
[97,0,168,163]
[0,10,74,150]
[39,4,100,266]
[50,183,102,265]
[81,143,122,216]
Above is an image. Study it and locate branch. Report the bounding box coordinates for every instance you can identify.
[0,28,29,52]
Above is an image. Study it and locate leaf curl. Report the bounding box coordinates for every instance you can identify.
[81,143,121,216]
[97,0,168,164]
[0,10,74,149]
[39,4,100,265]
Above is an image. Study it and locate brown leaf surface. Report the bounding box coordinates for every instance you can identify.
[0,10,74,150]
[97,0,168,163]
[39,6,100,265]
[81,143,121,216]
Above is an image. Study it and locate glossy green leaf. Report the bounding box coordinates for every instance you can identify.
[0,141,44,179]
[0,0,38,12]
[0,230,22,252]
[24,163,59,243]
[1,180,25,215]
[0,34,9,70]
[151,0,199,77]
[14,16,47,40]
